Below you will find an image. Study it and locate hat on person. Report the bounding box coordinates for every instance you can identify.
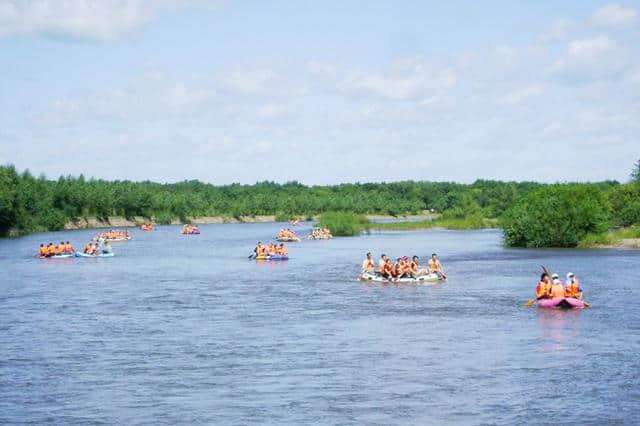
[551,273,559,279]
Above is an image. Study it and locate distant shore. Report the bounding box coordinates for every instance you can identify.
[62,212,439,231]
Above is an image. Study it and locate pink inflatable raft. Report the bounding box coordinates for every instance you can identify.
[537,297,585,309]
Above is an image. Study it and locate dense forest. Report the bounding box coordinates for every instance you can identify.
[1,162,639,247]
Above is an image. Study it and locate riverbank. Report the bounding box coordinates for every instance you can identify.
[64,215,279,230]
[578,226,640,249]
[370,217,498,231]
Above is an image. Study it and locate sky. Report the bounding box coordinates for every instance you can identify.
[0,0,638,184]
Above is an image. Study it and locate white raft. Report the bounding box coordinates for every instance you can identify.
[357,271,442,284]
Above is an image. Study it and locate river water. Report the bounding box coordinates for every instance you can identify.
[1,223,639,425]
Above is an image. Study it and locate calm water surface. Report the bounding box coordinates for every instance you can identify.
[1,223,639,425]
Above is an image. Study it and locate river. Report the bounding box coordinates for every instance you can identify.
[1,223,639,425]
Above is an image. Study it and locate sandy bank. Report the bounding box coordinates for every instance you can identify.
[593,238,640,249]
[64,215,278,230]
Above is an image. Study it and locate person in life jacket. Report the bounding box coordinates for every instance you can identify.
[84,242,93,254]
[390,258,403,279]
[102,241,113,254]
[408,256,420,278]
[535,273,551,299]
[254,242,263,257]
[397,256,411,278]
[47,243,56,257]
[277,243,288,256]
[65,241,74,254]
[56,241,66,255]
[428,253,444,278]
[549,273,565,298]
[38,244,47,257]
[564,272,582,300]
[362,252,375,273]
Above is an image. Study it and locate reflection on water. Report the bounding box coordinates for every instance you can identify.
[0,224,639,425]
[537,308,583,352]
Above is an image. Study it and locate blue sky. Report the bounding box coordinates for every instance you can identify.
[1,0,638,184]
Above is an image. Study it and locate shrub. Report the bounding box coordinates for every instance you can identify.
[502,185,610,247]
[319,212,369,236]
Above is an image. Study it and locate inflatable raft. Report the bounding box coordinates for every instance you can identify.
[256,255,289,261]
[357,272,442,284]
[40,254,74,259]
[537,297,585,309]
[276,236,300,242]
[94,236,131,242]
[75,252,115,258]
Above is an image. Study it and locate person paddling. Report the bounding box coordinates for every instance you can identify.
[535,273,551,300]
[362,252,375,274]
[38,244,47,257]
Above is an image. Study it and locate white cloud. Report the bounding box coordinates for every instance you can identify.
[0,0,225,41]
[333,56,457,100]
[540,18,574,42]
[591,3,637,27]
[550,35,627,80]
[499,85,544,105]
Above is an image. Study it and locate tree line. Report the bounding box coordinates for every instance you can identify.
[1,162,638,247]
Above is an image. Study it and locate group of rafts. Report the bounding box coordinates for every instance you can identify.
[358,253,446,284]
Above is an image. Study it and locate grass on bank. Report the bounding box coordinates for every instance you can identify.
[371,215,497,231]
[318,212,370,236]
[578,225,640,248]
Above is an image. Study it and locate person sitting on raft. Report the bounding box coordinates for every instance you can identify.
[549,273,565,298]
[564,272,582,300]
[38,244,47,257]
[428,253,445,279]
[102,241,113,254]
[47,242,56,257]
[56,241,66,255]
[65,241,74,254]
[276,243,288,256]
[408,256,421,278]
[254,242,264,257]
[362,252,375,273]
[535,273,551,299]
[84,242,94,255]
[378,254,392,279]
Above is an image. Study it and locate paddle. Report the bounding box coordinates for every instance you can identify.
[248,253,255,259]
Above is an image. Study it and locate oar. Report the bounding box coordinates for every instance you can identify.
[248,253,255,259]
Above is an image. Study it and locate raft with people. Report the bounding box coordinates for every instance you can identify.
[276,228,300,242]
[140,224,154,231]
[251,242,289,260]
[526,269,589,309]
[38,241,75,258]
[358,252,447,283]
[94,229,131,242]
[308,227,333,240]
[181,225,200,235]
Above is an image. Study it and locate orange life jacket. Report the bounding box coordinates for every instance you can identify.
[536,281,549,298]
[39,246,47,256]
[47,245,56,255]
[56,244,65,254]
[550,283,565,298]
[65,244,73,253]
